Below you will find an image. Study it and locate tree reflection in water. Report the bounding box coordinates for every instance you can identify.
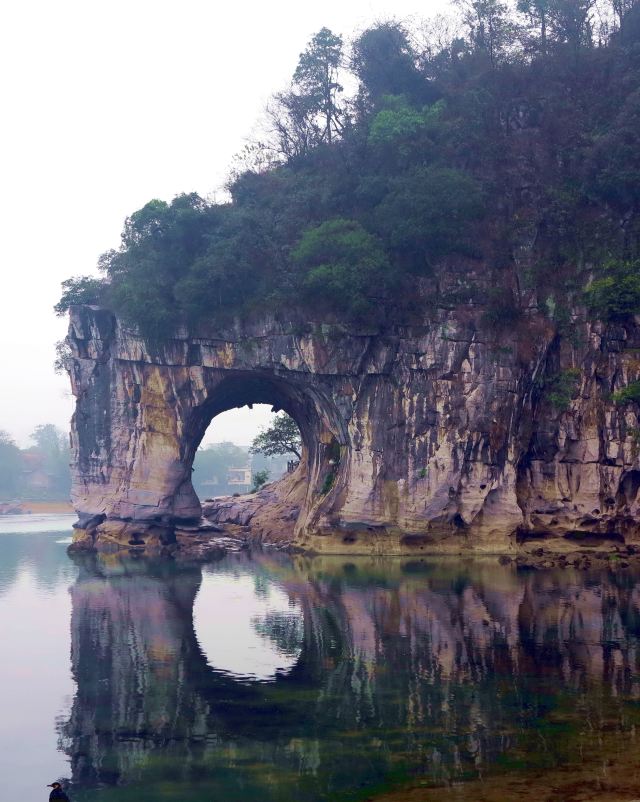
[59,553,640,802]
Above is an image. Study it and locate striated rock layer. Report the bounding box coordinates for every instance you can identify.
[66,305,640,554]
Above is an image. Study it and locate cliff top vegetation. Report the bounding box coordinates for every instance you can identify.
[57,0,640,338]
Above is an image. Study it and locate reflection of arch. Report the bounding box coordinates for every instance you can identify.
[61,553,336,790]
[60,552,640,798]
[193,570,304,681]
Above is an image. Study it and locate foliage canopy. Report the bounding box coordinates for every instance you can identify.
[56,5,640,337]
[584,260,640,321]
[250,414,302,461]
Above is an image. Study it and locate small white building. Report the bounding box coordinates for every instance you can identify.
[228,467,252,487]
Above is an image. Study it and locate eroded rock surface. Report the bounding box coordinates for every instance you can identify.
[67,305,640,554]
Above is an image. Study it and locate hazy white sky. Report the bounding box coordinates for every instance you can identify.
[0,0,445,448]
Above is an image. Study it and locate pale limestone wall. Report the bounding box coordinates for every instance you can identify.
[67,306,640,553]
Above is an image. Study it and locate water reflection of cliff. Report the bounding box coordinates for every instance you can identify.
[61,554,640,801]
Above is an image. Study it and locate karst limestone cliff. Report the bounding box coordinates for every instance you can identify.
[66,304,640,554]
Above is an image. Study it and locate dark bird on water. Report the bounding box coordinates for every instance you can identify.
[47,782,70,801]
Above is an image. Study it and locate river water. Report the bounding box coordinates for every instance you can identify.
[2,516,640,801]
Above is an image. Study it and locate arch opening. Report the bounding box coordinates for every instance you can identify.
[192,404,297,500]
[174,371,344,539]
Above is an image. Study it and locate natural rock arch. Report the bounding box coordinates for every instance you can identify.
[68,307,351,551]
[66,305,640,554]
[177,370,346,541]
[183,370,339,486]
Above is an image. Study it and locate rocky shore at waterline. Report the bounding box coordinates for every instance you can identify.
[500,542,640,570]
[68,509,640,571]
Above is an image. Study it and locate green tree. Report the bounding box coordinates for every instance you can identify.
[250,413,302,460]
[54,13,640,341]
[368,95,444,150]
[352,23,433,108]
[517,0,551,51]
[547,0,595,51]
[267,89,322,159]
[612,380,640,404]
[54,276,106,316]
[584,260,640,321]
[456,0,515,65]
[102,193,221,339]
[610,0,637,33]
[292,27,346,146]
[174,206,277,324]
[0,431,21,499]
[266,27,347,159]
[545,368,581,409]
[292,218,393,321]
[251,470,271,493]
[29,425,71,498]
[192,441,248,498]
[586,89,640,213]
[373,167,482,268]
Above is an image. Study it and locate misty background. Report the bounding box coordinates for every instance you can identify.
[0,0,441,457]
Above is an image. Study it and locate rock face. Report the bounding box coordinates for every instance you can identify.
[67,305,640,554]
[200,464,308,545]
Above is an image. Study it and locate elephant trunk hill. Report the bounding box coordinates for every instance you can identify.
[58,11,640,557]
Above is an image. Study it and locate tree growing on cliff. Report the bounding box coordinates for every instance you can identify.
[55,6,640,337]
[292,218,393,321]
[250,414,302,460]
[352,22,434,108]
[517,0,551,51]
[584,260,640,321]
[293,27,346,146]
[268,27,346,157]
[54,276,107,315]
[456,0,516,64]
[547,0,596,50]
[101,193,221,338]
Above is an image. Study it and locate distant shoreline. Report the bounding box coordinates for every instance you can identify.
[0,501,74,515]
